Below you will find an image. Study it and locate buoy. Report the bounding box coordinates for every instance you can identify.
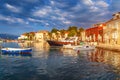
[77,50,80,53]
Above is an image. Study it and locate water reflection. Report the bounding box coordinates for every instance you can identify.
[18,42,34,48]
[60,48,77,57]
[1,42,120,80]
[1,53,32,57]
[85,48,120,68]
[79,48,120,78]
[1,42,20,48]
[86,49,105,62]
[33,42,49,52]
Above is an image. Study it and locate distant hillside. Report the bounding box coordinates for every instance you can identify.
[0,33,19,40]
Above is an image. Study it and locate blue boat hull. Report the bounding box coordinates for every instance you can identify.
[1,48,32,54]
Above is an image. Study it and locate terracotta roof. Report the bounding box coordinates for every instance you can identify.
[112,12,120,16]
[38,30,49,33]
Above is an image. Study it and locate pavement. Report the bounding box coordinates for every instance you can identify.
[96,43,120,52]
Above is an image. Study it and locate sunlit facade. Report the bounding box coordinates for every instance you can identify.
[81,31,86,41]
[51,31,69,41]
[85,23,105,43]
[104,12,120,45]
[35,30,49,41]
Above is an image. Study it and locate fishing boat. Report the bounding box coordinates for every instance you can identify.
[74,45,95,51]
[1,48,32,54]
[47,40,75,46]
[47,37,78,46]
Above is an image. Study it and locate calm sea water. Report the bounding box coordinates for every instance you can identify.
[0,42,120,80]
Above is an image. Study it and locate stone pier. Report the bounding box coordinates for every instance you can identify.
[96,43,120,52]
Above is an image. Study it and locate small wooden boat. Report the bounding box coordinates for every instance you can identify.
[74,45,95,51]
[1,48,32,53]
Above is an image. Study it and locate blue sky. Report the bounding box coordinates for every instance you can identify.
[0,0,119,35]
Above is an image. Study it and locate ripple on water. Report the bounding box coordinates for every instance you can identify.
[0,43,120,80]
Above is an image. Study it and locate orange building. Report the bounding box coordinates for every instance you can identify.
[85,23,105,43]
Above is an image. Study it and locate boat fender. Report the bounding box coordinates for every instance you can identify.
[77,50,80,53]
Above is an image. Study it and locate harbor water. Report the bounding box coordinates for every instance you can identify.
[0,42,120,80]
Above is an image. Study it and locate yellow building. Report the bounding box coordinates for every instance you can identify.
[81,30,86,41]
[104,12,120,45]
[51,33,57,40]
[51,31,63,41]
[35,30,49,42]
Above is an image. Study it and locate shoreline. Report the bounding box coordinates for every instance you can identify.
[96,43,120,52]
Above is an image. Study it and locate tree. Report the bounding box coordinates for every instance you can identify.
[59,29,67,38]
[77,27,84,41]
[23,32,30,40]
[67,26,78,37]
[68,30,77,37]
[23,32,35,40]
[51,28,59,33]
[77,27,84,37]
[48,32,52,40]
[29,32,35,40]
[68,26,77,32]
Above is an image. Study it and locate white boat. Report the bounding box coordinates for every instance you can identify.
[63,44,82,49]
[1,48,32,53]
[74,45,95,51]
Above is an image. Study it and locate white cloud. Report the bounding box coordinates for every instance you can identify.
[82,0,94,6]
[15,18,25,24]
[50,0,70,8]
[82,0,109,8]
[5,3,21,13]
[50,1,55,5]
[63,21,71,24]
[89,6,99,12]
[30,0,111,28]
[28,18,43,23]
[82,0,109,13]
[45,23,49,26]
[71,4,82,11]
[95,1,109,8]
[0,15,14,23]
[98,11,110,16]
[0,15,25,24]
[33,6,52,17]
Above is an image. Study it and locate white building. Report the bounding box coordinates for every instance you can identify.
[18,35,28,40]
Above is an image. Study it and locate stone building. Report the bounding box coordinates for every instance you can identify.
[35,30,49,42]
[104,12,120,44]
[85,23,105,43]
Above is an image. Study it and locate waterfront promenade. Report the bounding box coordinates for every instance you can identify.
[96,43,120,52]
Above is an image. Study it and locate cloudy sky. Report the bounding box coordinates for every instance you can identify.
[0,0,119,35]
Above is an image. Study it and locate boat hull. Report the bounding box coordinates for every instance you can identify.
[47,40,75,46]
[63,44,82,49]
[1,48,32,54]
[74,45,95,51]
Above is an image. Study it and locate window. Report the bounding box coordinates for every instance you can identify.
[115,22,118,29]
